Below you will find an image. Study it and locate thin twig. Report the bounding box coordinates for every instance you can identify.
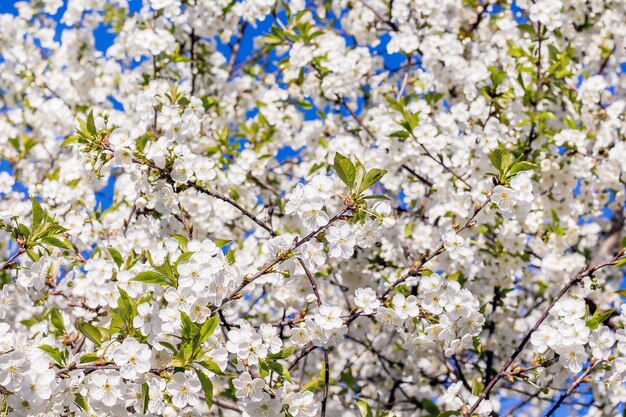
[401,164,434,188]
[132,156,276,236]
[543,360,602,417]
[1,246,25,271]
[297,257,330,417]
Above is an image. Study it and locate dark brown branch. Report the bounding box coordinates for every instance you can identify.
[401,164,434,188]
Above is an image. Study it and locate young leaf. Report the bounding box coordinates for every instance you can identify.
[39,236,68,250]
[159,341,178,353]
[333,152,356,188]
[196,315,219,345]
[586,307,615,330]
[267,345,296,360]
[488,148,511,178]
[300,376,319,392]
[488,66,506,87]
[60,136,79,147]
[50,308,65,333]
[265,360,292,382]
[74,393,88,411]
[194,368,214,408]
[86,110,97,137]
[198,359,222,374]
[77,322,103,345]
[39,344,65,365]
[31,197,45,233]
[352,157,366,192]
[360,168,387,192]
[180,311,196,341]
[79,353,100,364]
[507,161,538,177]
[615,258,626,268]
[142,382,150,414]
[356,399,374,417]
[131,271,170,286]
[170,233,189,250]
[116,287,136,324]
[108,247,124,268]
[226,249,236,265]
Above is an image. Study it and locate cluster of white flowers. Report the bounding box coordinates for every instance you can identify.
[0,0,625,416]
[531,297,620,376]
[398,274,485,357]
[491,171,535,218]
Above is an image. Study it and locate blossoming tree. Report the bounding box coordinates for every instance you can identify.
[0,0,625,416]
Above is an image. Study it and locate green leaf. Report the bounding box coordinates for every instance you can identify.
[488,66,506,87]
[195,368,214,408]
[40,222,68,237]
[145,251,175,280]
[361,194,391,200]
[300,376,319,392]
[226,249,236,265]
[389,130,410,138]
[31,197,45,233]
[74,393,88,411]
[265,360,292,382]
[360,168,387,192]
[50,308,65,333]
[333,152,356,188]
[616,289,626,297]
[39,344,65,365]
[198,359,223,375]
[507,161,538,177]
[267,345,296,360]
[587,307,615,330]
[422,399,440,416]
[116,287,136,325]
[170,233,189,250]
[489,148,511,178]
[180,311,196,341]
[198,359,228,376]
[40,236,73,250]
[159,341,178,353]
[356,399,373,417]
[86,110,97,137]
[215,239,232,248]
[108,247,123,268]
[60,136,79,147]
[196,315,219,345]
[79,353,100,364]
[77,322,103,345]
[353,157,366,192]
[131,271,170,286]
[517,23,536,37]
[17,223,31,240]
[142,382,150,414]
